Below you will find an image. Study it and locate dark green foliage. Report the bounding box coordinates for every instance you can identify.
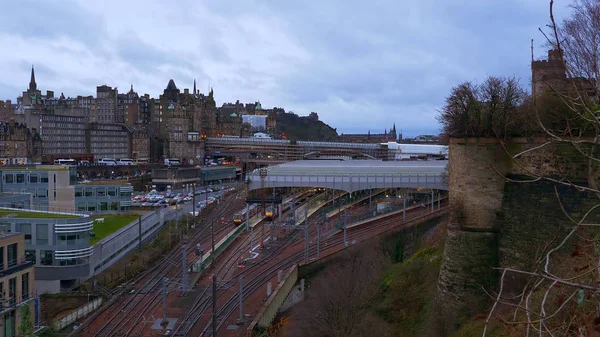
[18,304,33,337]
[275,112,338,141]
[377,245,443,337]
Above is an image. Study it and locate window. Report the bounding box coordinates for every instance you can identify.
[87,202,96,212]
[85,188,94,197]
[8,278,15,306]
[77,203,86,212]
[75,188,83,197]
[0,246,4,270]
[19,223,31,244]
[41,175,48,183]
[97,188,106,197]
[16,174,24,183]
[99,202,108,211]
[29,175,38,183]
[21,273,29,300]
[25,250,35,263]
[40,250,52,265]
[108,188,116,197]
[36,189,47,198]
[36,224,48,245]
[0,223,11,233]
[4,174,13,183]
[7,244,17,268]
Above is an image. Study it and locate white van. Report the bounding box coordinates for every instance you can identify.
[164,158,181,166]
[98,158,117,166]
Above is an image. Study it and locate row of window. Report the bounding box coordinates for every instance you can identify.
[0,272,31,307]
[77,201,129,212]
[75,187,130,198]
[4,173,49,184]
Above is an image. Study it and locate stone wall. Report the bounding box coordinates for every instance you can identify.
[437,136,600,327]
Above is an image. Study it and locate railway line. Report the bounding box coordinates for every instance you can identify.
[210,200,449,336]
[77,192,245,337]
[170,192,327,336]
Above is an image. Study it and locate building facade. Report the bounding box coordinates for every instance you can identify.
[0,209,93,293]
[338,124,398,143]
[532,49,597,98]
[0,121,41,165]
[0,233,36,336]
[95,85,118,124]
[131,128,150,161]
[0,166,132,213]
[85,123,131,160]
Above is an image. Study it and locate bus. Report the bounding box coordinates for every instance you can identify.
[54,159,77,166]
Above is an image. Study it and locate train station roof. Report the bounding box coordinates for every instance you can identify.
[247,159,448,192]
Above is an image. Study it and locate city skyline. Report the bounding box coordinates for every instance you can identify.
[0,0,572,137]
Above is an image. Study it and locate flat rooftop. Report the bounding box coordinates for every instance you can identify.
[253,159,448,176]
[0,208,83,219]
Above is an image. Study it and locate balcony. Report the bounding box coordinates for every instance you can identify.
[0,258,35,278]
[0,293,35,313]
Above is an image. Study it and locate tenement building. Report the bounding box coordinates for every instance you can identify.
[0,121,41,165]
[85,123,131,160]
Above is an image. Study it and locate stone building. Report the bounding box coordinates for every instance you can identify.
[17,66,42,106]
[0,100,14,121]
[132,128,150,161]
[155,79,212,163]
[0,120,41,164]
[118,85,139,126]
[532,49,597,98]
[216,102,243,136]
[95,85,118,124]
[339,124,398,143]
[85,123,131,160]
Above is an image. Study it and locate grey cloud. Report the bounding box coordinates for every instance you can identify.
[0,0,104,48]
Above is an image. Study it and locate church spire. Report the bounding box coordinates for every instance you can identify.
[29,65,37,92]
[392,123,396,133]
[193,79,197,95]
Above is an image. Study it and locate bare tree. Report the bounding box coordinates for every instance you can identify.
[292,245,391,337]
[437,76,528,139]
[481,1,600,336]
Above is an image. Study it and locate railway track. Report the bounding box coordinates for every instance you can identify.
[207,203,449,336]
[170,193,322,336]
[79,193,245,337]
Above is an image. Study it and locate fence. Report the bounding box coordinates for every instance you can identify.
[90,207,174,275]
[55,298,103,330]
[247,264,299,336]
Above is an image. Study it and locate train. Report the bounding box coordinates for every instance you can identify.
[265,206,275,220]
[233,204,260,226]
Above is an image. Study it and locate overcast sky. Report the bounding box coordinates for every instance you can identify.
[0,0,571,137]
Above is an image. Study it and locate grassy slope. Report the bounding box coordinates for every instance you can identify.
[376,246,443,336]
[90,214,139,244]
[376,242,516,337]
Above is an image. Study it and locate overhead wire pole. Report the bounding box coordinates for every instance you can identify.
[304,209,309,263]
[431,189,434,214]
[212,274,217,337]
[181,244,187,295]
[403,196,406,224]
[211,218,215,268]
[343,208,348,248]
[239,275,244,322]
[316,222,321,259]
[138,215,142,253]
[162,277,168,326]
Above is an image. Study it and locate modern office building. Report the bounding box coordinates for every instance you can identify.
[0,233,36,336]
[0,207,92,293]
[0,165,132,213]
